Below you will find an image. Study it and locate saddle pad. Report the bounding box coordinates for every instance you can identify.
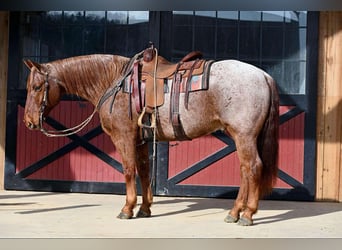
[123,64,211,93]
[123,74,208,95]
[164,74,208,93]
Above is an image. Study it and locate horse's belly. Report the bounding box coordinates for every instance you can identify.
[155,91,223,141]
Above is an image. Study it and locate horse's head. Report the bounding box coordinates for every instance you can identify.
[23,60,64,130]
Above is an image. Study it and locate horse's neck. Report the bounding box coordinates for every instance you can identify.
[52,55,127,107]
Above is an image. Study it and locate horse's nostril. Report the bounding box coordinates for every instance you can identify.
[25,121,37,130]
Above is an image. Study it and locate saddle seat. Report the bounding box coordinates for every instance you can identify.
[142,50,204,79]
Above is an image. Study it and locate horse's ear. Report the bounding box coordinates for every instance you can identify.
[23,59,45,73]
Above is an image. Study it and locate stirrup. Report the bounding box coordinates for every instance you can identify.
[138,107,156,129]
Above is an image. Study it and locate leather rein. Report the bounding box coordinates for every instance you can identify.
[38,72,97,137]
[37,51,144,137]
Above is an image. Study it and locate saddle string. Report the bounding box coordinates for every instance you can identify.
[150,47,158,188]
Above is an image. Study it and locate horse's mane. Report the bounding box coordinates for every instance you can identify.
[46,54,129,101]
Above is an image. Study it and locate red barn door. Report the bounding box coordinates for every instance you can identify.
[5,101,126,193]
[155,104,315,201]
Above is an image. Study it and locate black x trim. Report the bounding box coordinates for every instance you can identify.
[16,115,123,179]
[166,106,305,189]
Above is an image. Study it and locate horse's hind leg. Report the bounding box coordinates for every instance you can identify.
[136,143,153,217]
[225,135,262,226]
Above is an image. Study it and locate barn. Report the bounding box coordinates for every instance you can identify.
[0,10,341,202]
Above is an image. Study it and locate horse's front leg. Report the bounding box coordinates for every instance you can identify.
[136,142,153,217]
[113,137,138,219]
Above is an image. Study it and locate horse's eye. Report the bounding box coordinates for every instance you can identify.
[33,85,42,92]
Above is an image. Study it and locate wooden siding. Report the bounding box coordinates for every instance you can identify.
[316,11,342,202]
[168,106,305,189]
[0,12,9,190]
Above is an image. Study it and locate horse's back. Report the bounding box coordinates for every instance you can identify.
[207,60,272,134]
[155,59,273,140]
[210,60,270,91]
[210,60,272,104]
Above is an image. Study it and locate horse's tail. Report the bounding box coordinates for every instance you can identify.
[258,73,279,197]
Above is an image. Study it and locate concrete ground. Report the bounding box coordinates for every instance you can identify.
[0,190,342,238]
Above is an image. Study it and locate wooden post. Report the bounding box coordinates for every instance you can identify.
[0,12,9,190]
[316,11,342,202]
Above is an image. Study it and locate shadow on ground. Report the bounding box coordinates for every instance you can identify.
[1,191,341,226]
[151,197,342,225]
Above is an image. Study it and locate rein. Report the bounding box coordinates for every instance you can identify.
[39,73,98,137]
[38,50,145,137]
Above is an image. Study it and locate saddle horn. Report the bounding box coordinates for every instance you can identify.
[143,42,156,62]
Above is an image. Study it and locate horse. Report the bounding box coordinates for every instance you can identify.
[23,50,279,226]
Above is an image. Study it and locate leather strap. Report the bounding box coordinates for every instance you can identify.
[184,59,199,110]
[128,62,145,119]
[132,62,144,113]
[170,71,190,140]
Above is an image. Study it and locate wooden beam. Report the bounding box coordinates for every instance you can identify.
[316,11,342,201]
[0,12,9,190]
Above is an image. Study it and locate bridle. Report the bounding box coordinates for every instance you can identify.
[38,72,97,137]
[36,50,145,138]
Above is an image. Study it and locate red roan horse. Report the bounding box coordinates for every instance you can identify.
[23,49,279,226]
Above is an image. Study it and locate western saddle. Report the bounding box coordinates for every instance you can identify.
[125,44,213,140]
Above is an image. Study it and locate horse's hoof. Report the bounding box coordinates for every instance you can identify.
[117,212,133,219]
[237,216,253,226]
[136,209,151,218]
[224,214,239,223]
